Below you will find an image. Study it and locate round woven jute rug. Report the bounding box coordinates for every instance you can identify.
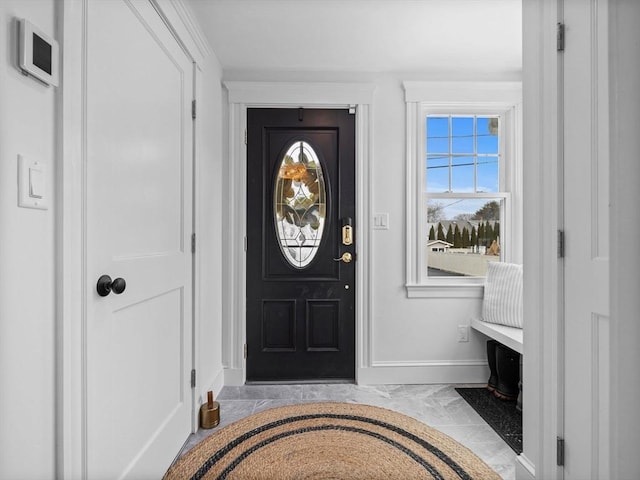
[164,402,501,480]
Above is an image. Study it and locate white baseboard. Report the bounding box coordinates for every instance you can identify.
[357,362,489,385]
[515,454,535,480]
[224,367,245,386]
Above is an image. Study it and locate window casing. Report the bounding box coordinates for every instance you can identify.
[404,82,522,298]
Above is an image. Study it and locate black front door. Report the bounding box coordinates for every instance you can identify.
[246,108,356,381]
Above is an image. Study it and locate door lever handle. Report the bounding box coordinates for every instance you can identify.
[333,252,353,263]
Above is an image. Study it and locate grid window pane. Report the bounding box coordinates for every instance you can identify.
[426,117,449,153]
[477,117,499,153]
[451,156,474,192]
[452,117,474,153]
[426,156,450,192]
[426,198,503,277]
[477,156,499,192]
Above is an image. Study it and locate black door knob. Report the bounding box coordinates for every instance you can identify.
[97,275,127,297]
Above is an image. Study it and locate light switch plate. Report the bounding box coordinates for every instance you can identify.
[457,325,469,342]
[373,213,389,230]
[18,155,48,210]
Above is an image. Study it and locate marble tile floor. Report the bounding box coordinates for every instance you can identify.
[177,383,517,480]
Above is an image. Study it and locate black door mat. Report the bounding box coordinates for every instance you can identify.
[455,387,522,454]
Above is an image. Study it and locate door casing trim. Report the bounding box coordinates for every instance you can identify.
[222,81,375,384]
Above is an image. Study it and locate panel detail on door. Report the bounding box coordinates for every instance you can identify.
[93,287,185,472]
[306,300,340,351]
[94,1,185,260]
[262,300,297,351]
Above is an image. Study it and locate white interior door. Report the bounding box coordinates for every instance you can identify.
[85,1,193,478]
[562,0,610,478]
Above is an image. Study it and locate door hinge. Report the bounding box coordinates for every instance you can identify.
[191,233,196,254]
[244,236,247,252]
[558,230,565,258]
[244,129,247,145]
[192,99,196,119]
[557,22,565,52]
[557,436,565,466]
[244,344,247,360]
[190,369,196,388]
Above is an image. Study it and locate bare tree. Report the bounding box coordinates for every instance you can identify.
[427,201,445,222]
[454,213,473,222]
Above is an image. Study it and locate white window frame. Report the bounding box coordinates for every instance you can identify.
[404,81,523,298]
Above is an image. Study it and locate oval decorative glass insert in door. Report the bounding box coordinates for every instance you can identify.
[274,141,327,268]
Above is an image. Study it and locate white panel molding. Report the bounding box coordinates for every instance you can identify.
[590,0,610,261]
[222,81,375,384]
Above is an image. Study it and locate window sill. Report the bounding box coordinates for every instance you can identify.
[405,283,484,299]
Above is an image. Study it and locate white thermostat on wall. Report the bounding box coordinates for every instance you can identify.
[18,18,59,87]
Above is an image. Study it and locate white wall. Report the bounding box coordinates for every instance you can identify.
[222,71,521,384]
[367,75,485,381]
[0,1,56,478]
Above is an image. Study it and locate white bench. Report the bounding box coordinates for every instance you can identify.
[470,317,522,355]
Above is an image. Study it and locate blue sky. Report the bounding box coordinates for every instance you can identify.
[426,116,499,194]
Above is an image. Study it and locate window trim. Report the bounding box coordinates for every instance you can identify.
[404,81,522,298]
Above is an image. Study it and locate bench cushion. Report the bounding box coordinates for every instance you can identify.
[482,262,523,328]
